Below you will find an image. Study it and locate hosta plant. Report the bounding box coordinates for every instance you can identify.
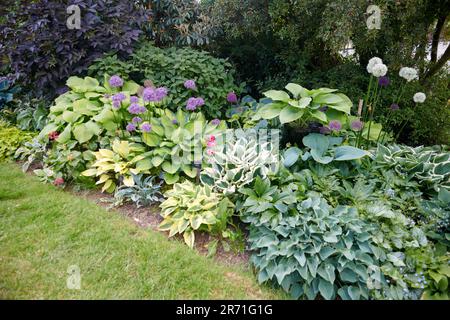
[240,178,402,300]
[14,138,47,172]
[201,129,279,194]
[39,75,140,145]
[140,109,227,184]
[159,181,234,248]
[114,174,164,208]
[82,140,148,193]
[375,144,450,193]
[256,83,352,125]
[283,133,368,167]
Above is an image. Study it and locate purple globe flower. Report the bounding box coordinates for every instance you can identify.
[211,119,221,126]
[109,75,123,88]
[132,117,142,124]
[112,100,121,109]
[130,96,139,104]
[138,106,147,114]
[378,76,390,87]
[184,80,196,90]
[227,92,238,104]
[350,120,364,131]
[112,92,126,102]
[126,123,136,132]
[155,87,168,101]
[390,103,400,111]
[186,97,205,111]
[320,126,331,134]
[128,103,143,114]
[141,123,152,133]
[172,119,179,125]
[328,120,342,132]
[195,97,205,107]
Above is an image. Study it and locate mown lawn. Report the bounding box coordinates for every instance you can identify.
[0,163,283,299]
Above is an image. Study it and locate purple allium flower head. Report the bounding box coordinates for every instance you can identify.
[350,120,364,131]
[143,87,156,102]
[132,117,142,124]
[141,123,152,133]
[109,75,123,88]
[320,126,331,135]
[138,106,147,114]
[328,120,342,132]
[186,97,204,111]
[195,97,205,107]
[390,103,400,111]
[112,92,126,102]
[378,76,390,87]
[128,103,143,114]
[155,87,168,101]
[227,92,238,104]
[126,123,136,132]
[184,79,196,90]
[130,96,139,104]
[172,119,179,125]
[112,100,121,109]
[319,105,329,112]
[211,119,221,126]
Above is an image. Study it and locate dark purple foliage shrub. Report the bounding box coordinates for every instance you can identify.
[0,0,149,97]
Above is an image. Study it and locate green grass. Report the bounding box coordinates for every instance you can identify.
[0,163,284,299]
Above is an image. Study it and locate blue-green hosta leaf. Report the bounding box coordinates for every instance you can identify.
[303,133,330,155]
[263,90,291,102]
[339,268,358,283]
[318,264,336,283]
[307,255,319,277]
[318,278,335,300]
[294,252,306,267]
[283,147,302,168]
[334,146,368,161]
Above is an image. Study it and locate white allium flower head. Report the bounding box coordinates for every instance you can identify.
[372,63,388,77]
[413,92,426,103]
[399,67,419,82]
[367,57,383,74]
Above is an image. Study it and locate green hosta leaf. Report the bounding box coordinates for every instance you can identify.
[264,90,290,102]
[258,102,284,119]
[73,123,94,143]
[183,229,195,248]
[340,268,358,283]
[164,173,180,184]
[334,146,368,161]
[318,264,336,283]
[162,161,180,174]
[56,123,71,143]
[285,83,310,98]
[62,110,80,123]
[294,252,306,267]
[313,93,343,105]
[279,106,304,124]
[122,81,140,94]
[135,159,152,171]
[310,109,328,122]
[142,132,162,147]
[318,279,335,300]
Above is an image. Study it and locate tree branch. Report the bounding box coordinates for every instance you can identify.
[423,43,450,80]
[431,14,447,63]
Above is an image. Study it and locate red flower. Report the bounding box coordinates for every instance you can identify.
[48,131,59,141]
[53,177,64,186]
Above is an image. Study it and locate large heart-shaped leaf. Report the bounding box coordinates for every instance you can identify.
[279,106,303,124]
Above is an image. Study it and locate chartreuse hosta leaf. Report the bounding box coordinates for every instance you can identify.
[258,83,352,125]
[159,181,234,248]
[81,140,147,193]
[140,109,227,184]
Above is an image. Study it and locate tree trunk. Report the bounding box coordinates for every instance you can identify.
[430,14,447,63]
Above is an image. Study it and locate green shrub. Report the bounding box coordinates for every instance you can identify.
[89,43,242,118]
[0,120,33,162]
